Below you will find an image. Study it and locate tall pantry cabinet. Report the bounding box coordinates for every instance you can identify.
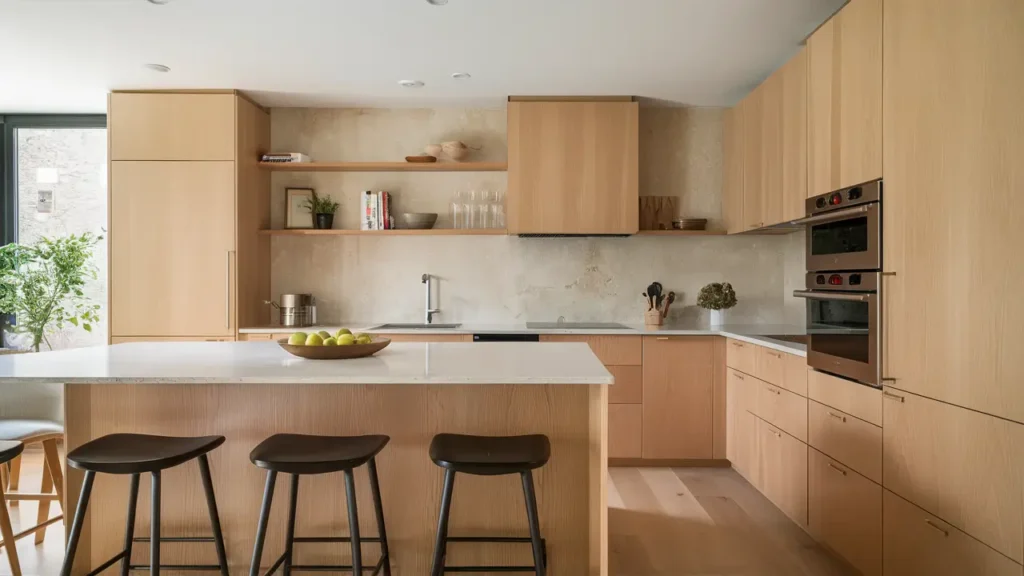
[108,91,271,341]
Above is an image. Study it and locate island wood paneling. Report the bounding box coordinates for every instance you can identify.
[63,383,607,576]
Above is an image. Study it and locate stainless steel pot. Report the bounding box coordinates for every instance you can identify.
[266,294,317,327]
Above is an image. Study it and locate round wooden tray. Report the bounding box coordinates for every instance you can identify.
[277,337,391,360]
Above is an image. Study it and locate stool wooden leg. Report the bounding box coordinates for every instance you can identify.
[0,480,22,576]
[430,469,456,576]
[151,470,161,576]
[120,474,140,576]
[60,470,95,576]
[0,462,7,491]
[367,458,391,576]
[343,469,362,575]
[521,471,545,576]
[42,439,65,514]
[34,458,53,545]
[198,455,230,576]
[283,474,299,576]
[249,471,277,576]
[7,454,21,505]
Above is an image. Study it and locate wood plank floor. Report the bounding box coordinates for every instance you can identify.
[1,459,856,575]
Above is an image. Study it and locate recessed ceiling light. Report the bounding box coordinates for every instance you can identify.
[144,63,171,73]
[147,0,172,4]
[398,80,425,88]
[426,0,448,5]
[451,72,471,80]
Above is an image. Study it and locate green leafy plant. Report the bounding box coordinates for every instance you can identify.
[303,191,339,215]
[0,233,103,352]
[697,282,738,311]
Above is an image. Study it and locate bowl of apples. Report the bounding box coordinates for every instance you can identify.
[278,329,391,360]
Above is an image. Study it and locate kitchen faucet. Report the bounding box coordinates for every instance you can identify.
[422,273,440,324]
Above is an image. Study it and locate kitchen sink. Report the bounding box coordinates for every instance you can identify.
[370,323,462,330]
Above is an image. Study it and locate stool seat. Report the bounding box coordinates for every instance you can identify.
[66,433,225,474]
[0,440,23,465]
[429,433,551,476]
[250,434,390,475]
[0,419,63,442]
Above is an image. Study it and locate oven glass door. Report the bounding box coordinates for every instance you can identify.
[806,204,880,271]
[806,293,879,386]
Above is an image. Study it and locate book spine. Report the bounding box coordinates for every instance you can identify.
[383,191,390,230]
[361,191,372,230]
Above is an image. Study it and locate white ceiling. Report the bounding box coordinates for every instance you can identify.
[0,0,844,113]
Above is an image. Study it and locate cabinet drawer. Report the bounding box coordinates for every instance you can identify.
[382,334,472,343]
[609,404,642,458]
[239,333,273,341]
[807,399,881,483]
[883,388,1024,563]
[727,368,759,484]
[728,368,756,413]
[540,335,641,365]
[726,339,756,375]
[757,418,807,527]
[807,369,881,426]
[782,353,808,397]
[110,93,235,161]
[884,489,1022,576]
[607,365,642,404]
[755,346,785,386]
[808,448,882,576]
[110,336,235,343]
[755,380,807,442]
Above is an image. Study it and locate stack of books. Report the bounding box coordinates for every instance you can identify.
[360,191,393,230]
[260,152,312,163]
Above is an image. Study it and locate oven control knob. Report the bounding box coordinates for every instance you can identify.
[848,187,863,201]
[830,193,843,206]
[816,275,826,285]
[829,274,843,286]
[815,197,827,209]
[849,273,862,285]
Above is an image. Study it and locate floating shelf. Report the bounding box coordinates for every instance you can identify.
[635,230,726,236]
[258,161,508,172]
[259,229,507,236]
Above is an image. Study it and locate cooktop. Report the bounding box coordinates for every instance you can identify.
[525,322,631,330]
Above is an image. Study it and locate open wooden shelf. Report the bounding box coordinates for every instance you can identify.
[259,228,507,236]
[258,161,508,172]
[635,229,726,236]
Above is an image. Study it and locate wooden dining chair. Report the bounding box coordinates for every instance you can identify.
[0,420,65,560]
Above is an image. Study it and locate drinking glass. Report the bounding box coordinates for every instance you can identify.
[450,190,465,229]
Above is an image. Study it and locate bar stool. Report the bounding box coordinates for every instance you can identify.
[248,433,392,576]
[60,433,230,576]
[0,441,25,576]
[428,433,550,576]
[0,419,65,545]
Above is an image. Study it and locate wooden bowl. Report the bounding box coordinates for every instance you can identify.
[277,337,391,360]
[405,155,437,163]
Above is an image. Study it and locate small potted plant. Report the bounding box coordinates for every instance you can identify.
[304,191,340,230]
[697,282,737,326]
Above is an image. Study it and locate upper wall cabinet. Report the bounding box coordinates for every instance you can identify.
[779,47,808,222]
[883,0,1024,423]
[722,106,745,234]
[109,93,236,161]
[807,0,882,197]
[739,86,763,231]
[507,99,639,235]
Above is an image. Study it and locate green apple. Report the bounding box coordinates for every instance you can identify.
[356,335,373,345]
[355,333,370,340]
[305,333,324,346]
[323,337,338,346]
[318,330,332,340]
[336,328,353,337]
[288,332,308,346]
[338,334,356,346]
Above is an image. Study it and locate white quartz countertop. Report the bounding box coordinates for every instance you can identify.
[0,342,613,385]
[240,322,808,356]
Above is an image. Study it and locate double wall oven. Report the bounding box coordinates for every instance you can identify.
[793,180,882,387]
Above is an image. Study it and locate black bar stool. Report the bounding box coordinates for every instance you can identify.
[59,433,230,576]
[1,441,25,576]
[428,433,550,576]
[248,433,392,576]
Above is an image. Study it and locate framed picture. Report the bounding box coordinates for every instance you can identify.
[286,188,315,229]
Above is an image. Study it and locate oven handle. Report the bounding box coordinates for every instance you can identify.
[788,203,872,226]
[793,290,873,302]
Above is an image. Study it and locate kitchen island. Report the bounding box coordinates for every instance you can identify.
[0,341,611,575]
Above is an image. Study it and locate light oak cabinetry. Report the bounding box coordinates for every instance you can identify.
[725,339,756,376]
[807,0,882,196]
[808,448,882,576]
[739,87,763,231]
[608,404,643,459]
[110,336,235,343]
[755,381,807,443]
[884,489,1022,576]
[807,399,881,484]
[108,91,270,341]
[757,419,807,527]
[641,336,715,459]
[722,106,745,234]
[726,368,759,485]
[376,334,472,343]
[882,0,1024,424]
[779,47,808,222]
[507,99,638,235]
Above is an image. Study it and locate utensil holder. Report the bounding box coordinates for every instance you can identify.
[644,309,664,326]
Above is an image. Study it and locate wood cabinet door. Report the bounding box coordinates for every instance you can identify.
[740,87,764,230]
[807,0,882,196]
[759,71,784,228]
[110,336,235,343]
[726,368,759,485]
[882,387,1024,564]
[507,101,638,235]
[780,47,808,222]
[110,162,236,337]
[109,93,236,161]
[883,0,1024,424]
[641,336,714,459]
[808,448,882,576]
[538,335,642,366]
[608,404,642,459]
[722,105,745,234]
[380,334,473,343]
[757,418,808,527]
[883,489,1022,576]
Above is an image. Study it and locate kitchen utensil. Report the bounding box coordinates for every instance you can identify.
[647,282,663,309]
[661,291,676,319]
[277,337,391,360]
[398,213,438,229]
[424,144,442,157]
[265,294,317,327]
[441,141,470,161]
[405,155,437,163]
